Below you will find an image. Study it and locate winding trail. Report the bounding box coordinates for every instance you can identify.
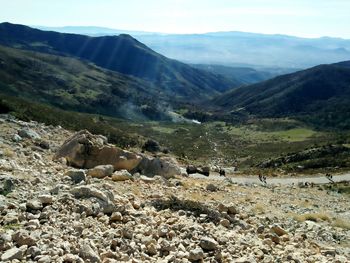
[191,172,350,185]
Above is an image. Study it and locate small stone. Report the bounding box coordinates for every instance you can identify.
[158,225,169,237]
[206,183,218,192]
[321,249,336,256]
[178,210,186,216]
[66,169,86,184]
[227,205,238,215]
[26,199,43,210]
[132,200,141,209]
[271,224,288,236]
[111,170,133,181]
[27,246,41,258]
[3,212,19,225]
[200,237,219,251]
[18,128,41,140]
[217,203,228,213]
[147,243,158,256]
[12,230,37,246]
[1,245,27,261]
[122,228,133,239]
[62,254,84,262]
[79,244,101,263]
[110,212,123,222]
[271,234,280,244]
[220,219,230,228]
[33,152,43,160]
[37,255,51,263]
[87,165,114,179]
[38,194,54,205]
[257,225,264,234]
[12,134,22,142]
[159,239,175,252]
[37,140,50,150]
[188,248,204,261]
[139,175,156,184]
[25,219,41,229]
[235,256,252,263]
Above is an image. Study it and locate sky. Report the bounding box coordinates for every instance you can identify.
[1,0,350,38]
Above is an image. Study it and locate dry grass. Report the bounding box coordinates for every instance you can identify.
[292,212,332,222]
[3,148,15,158]
[251,203,266,215]
[332,218,350,230]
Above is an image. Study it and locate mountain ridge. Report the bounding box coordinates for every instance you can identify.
[211,61,350,129]
[0,44,177,121]
[0,22,237,100]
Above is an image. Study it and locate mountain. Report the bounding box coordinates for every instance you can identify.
[33,26,350,70]
[0,22,237,100]
[212,61,350,129]
[133,32,350,69]
[35,26,154,36]
[191,64,299,85]
[0,44,177,120]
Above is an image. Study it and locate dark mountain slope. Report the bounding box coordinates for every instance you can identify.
[0,45,175,120]
[212,62,350,129]
[0,22,236,100]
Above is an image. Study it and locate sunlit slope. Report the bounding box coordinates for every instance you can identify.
[0,22,237,101]
[0,45,174,120]
[212,62,350,129]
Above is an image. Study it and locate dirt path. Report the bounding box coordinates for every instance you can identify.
[191,172,350,185]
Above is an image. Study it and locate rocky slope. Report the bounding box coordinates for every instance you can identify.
[0,114,349,262]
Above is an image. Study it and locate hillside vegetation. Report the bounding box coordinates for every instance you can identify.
[0,45,179,120]
[0,22,237,100]
[2,93,349,173]
[212,62,350,129]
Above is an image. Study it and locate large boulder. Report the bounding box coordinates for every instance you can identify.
[53,130,141,171]
[133,156,181,179]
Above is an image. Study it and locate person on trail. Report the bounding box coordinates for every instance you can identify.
[326,173,334,183]
[219,168,226,177]
[262,175,267,184]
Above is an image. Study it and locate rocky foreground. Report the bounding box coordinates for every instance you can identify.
[0,115,349,262]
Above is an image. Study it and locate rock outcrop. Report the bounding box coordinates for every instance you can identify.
[53,130,141,171]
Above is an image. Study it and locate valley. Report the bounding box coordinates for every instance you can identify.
[0,18,350,262]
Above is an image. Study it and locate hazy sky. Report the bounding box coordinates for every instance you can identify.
[1,0,350,38]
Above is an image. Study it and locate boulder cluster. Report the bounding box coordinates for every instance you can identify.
[0,114,349,262]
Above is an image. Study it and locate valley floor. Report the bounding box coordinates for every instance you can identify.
[0,115,349,262]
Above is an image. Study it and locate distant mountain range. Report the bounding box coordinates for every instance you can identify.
[191,64,298,85]
[35,26,155,36]
[33,25,350,69]
[0,22,237,101]
[212,61,350,129]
